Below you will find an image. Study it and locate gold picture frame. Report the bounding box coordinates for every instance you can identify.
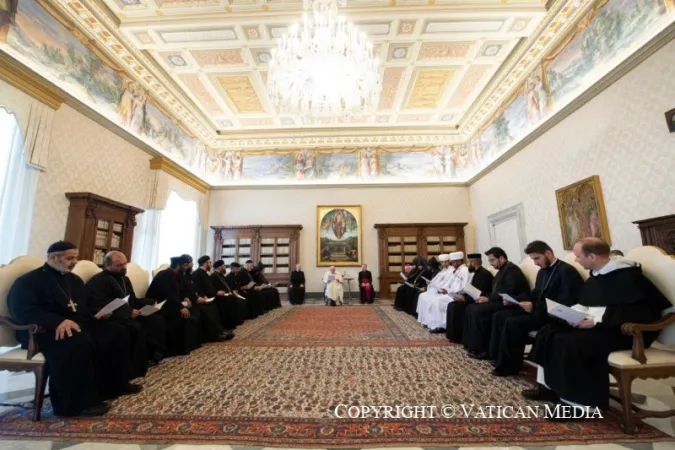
[316,205,362,267]
[555,175,611,250]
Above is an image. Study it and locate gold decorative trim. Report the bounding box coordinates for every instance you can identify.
[149,157,209,193]
[0,52,63,110]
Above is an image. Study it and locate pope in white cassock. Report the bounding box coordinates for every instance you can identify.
[417,252,470,332]
[417,254,453,324]
[323,266,344,306]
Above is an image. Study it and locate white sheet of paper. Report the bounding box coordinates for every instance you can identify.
[421,276,431,283]
[404,281,415,288]
[327,275,335,282]
[206,297,215,303]
[139,300,166,316]
[234,293,246,300]
[546,299,590,324]
[463,284,482,300]
[500,293,521,306]
[400,272,407,281]
[95,295,129,319]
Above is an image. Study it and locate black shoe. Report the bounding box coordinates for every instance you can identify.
[78,402,110,417]
[121,383,142,396]
[430,328,446,334]
[522,383,559,402]
[468,351,488,360]
[152,350,165,363]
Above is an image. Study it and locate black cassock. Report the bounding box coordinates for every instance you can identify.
[404,265,438,316]
[288,270,305,305]
[192,268,238,330]
[179,270,226,341]
[446,266,494,342]
[490,260,584,373]
[248,269,281,311]
[226,270,263,319]
[211,271,247,325]
[8,264,133,416]
[358,270,375,304]
[85,271,168,377]
[528,262,670,409]
[146,268,201,355]
[462,261,530,355]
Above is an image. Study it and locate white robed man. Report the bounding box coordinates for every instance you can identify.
[416,254,453,326]
[422,252,470,333]
[323,266,344,306]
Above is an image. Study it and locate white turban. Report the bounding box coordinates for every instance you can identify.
[438,254,450,262]
[449,251,464,261]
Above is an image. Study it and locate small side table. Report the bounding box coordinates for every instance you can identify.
[343,277,354,302]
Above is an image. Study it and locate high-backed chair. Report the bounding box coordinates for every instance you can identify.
[518,256,538,290]
[152,264,169,278]
[0,256,48,421]
[606,246,675,433]
[71,260,102,284]
[127,262,150,298]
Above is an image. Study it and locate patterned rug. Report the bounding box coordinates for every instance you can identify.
[0,305,668,446]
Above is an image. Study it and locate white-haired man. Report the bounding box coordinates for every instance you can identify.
[323,266,344,306]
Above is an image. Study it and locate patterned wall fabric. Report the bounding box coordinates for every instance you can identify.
[470,39,675,257]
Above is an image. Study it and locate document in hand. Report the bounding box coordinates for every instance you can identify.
[206,297,215,303]
[500,293,521,306]
[327,274,336,282]
[94,295,129,319]
[181,300,189,307]
[546,299,591,324]
[421,276,431,283]
[404,281,415,288]
[463,284,482,300]
[234,292,246,299]
[400,272,407,281]
[139,300,166,316]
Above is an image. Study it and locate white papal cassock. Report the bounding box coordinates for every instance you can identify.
[423,262,470,330]
[323,270,344,305]
[416,254,453,325]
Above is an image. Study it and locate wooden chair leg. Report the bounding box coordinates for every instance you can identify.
[32,365,47,422]
[616,370,635,434]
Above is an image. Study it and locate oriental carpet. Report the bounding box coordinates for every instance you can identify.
[0,305,668,446]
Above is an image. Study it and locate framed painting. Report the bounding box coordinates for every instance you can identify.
[316,205,362,266]
[555,175,611,250]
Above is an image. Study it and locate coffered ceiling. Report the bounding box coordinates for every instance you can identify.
[91,0,548,143]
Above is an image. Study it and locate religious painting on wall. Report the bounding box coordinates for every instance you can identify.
[555,175,611,250]
[316,205,362,267]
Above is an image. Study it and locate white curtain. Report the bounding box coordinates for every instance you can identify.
[0,108,41,264]
[131,209,162,271]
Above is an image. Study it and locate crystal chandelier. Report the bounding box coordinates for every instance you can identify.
[267,0,382,124]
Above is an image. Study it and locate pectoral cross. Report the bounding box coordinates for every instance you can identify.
[67,299,77,312]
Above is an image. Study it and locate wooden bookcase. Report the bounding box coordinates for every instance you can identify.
[374,222,467,299]
[212,225,302,288]
[64,192,144,266]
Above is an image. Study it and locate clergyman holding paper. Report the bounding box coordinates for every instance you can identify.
[323,266,344,306]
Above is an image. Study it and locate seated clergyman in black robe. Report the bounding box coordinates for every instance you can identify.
[85,251,168,377]
[404,258,439,316]
[246,260,281,311]
[524,238,671,416]
[288,264,306,305]
[394,262,417,311]
[226,262,263,319]
[180,254,233,342]
[446,253,494,343]
[146,256,201,355]
[8,241,141,417]
[193,255,238,332]
[489,241,584,376]
[462,247,530,359]
[358,264,376,304]
[211,260,246,325]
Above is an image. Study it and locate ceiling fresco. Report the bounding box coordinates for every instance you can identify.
[0,0,673,186]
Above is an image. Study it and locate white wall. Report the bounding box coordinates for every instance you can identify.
[209,186,472,292]
[470,39,675,257]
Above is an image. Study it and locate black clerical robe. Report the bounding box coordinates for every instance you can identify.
[491,260,584,373]
[146,268,200,355]
[226,270,263,319]
[179,270,226,341]
[8,264,133,416]
[85,271,168,377]
[403,267,435,316]
[446,266,494,342]
[528,262,670,408]
[288,270,305,305]
[248,269,281,311]
[394,267,419,310]
[192,268,238,330]
[462,261,530,355]
[211,271,246,324]
[358,270,375,304]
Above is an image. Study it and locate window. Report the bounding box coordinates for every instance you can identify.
[0,108,40,264]
[156,190,200,265]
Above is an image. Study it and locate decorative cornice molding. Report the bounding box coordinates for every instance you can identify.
[149,157,209,193]
[466,20,675,186]
[0,51,63,110]
[214,134,461,150]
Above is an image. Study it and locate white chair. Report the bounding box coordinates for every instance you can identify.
[127,262,150,298]
[0,256,48,421]
[72,260,102,284]
[152,264,169,278]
